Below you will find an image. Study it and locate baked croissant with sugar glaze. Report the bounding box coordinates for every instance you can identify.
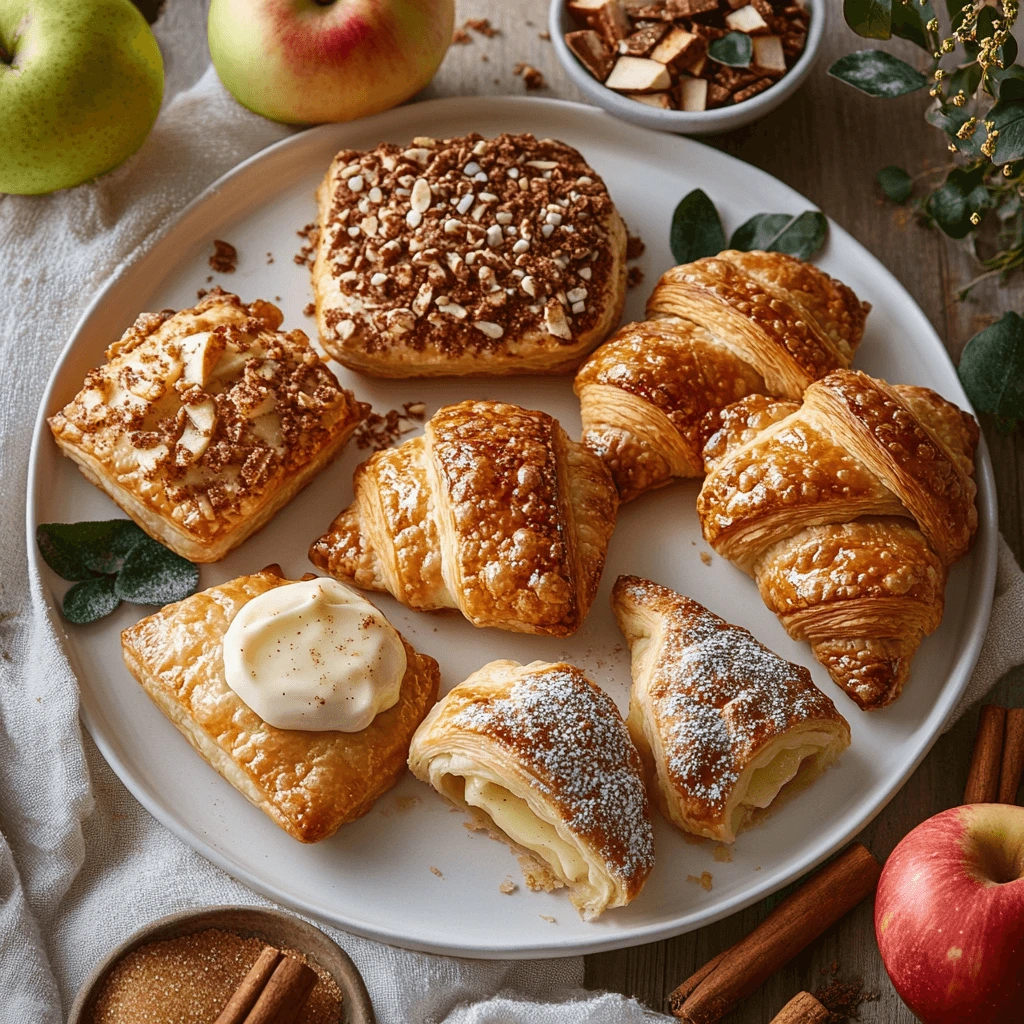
[310,400,618,636]
[697,369,979,710]
[574,250,870,500]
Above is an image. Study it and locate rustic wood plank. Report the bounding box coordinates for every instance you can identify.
[427,3,1024,1019]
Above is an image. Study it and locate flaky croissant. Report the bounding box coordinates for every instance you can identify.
[574,250,870,500]
[697,369,979,710]
[309,400,618,636]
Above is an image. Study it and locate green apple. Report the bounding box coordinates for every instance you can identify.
[0,0,163,195]
[208,0,454,125]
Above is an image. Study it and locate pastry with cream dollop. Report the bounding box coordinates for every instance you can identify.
[121,566,439,843]
[408,659,654,919]
[612,576,850,843]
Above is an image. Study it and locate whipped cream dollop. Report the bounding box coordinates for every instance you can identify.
[222,578,406,732]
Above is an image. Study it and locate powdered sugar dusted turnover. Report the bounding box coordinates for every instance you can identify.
[311,131,628,376]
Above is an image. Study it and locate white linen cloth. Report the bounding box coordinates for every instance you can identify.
[0,6,1020,1023]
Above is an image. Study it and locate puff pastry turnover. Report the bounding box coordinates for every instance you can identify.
[49,290,367,562]
[698,369,979,710]
[121,567,440,843]
[309,400,618,636]
[312,132,627,377]
[574,250,870,500]
[612,576,850,843]
[408,659,654,919]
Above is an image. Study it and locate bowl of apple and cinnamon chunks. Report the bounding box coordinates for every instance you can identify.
[549,0,824,134]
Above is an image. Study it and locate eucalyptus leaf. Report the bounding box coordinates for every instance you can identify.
[828,50,928,97]
[36,519,149,581]
[926,165,991,238]
[957,311,1024,426]
[877,165,913,202]
[945,0,967,32]
[62,576,121,625]
[890,0,936,49]
[990,99,1024,164]
[730,211,829,259]
[990,64,1024,100]
[925,104,984,158]
[708,31,752,68]
[670,189,727,264]
[114,537,200,606]
[843,0,892,39]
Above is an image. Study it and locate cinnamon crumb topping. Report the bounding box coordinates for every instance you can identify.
[627,266,644,289]
[209,240,237,274]
[295,223,319,268]
[316,132,620,357]
[465,16,499,36]
[353,401,426,450]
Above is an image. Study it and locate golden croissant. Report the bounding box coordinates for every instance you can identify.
[574,250,870,500]
[697,369,979,710]
[309,400,618,636]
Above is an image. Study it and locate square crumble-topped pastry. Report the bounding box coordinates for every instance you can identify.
[48,290,368,562]
[311,132,628,377]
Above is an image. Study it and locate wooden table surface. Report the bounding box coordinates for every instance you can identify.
[422,2,1024,1020]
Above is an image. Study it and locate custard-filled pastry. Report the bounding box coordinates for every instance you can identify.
[408,659,654,919]
[574,251,870,500]
[310,400,618,636]
[122,567,440,842]
[612,576,850,843]
[312,132,627,377]
[698,369,979,710]
[49,290,367,562]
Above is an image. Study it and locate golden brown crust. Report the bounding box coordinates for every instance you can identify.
[612,576,849,841]
[696,370,979,709]
[120,570,440,843]
[49,291,368,562]
[407,659,655,917]
[312,132,627,377]
[310,401,618,636]
[573,251,867,501]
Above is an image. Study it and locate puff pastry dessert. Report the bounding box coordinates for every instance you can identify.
[698,369,979,710]
[312,132,627,376]
[49,290,367,562]
[612,576,850,843]
[408,659,654,919]
[309,400,618,636]
[574,250,870,500]
[121,567,440,842]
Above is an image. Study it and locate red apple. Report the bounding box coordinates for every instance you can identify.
[208,0,455,125]
[875,804,1024,1023]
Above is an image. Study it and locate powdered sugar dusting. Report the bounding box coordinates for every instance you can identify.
[452,663,654,891]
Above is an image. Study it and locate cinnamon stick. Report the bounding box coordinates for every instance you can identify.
[242,956,318,1024]
[769,991,829,1023]
[669,950,727,1014]
[671,843,881,1023]
[215,946,282,1024]
[998,708,1024,804]
[964,704,1007,804]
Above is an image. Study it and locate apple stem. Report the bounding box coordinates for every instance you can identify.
[0,43,10,65]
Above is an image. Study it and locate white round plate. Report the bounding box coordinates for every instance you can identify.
[28,96,997,959]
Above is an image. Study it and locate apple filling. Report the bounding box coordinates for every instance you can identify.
[728,731,839,836]
[436,754,613,909]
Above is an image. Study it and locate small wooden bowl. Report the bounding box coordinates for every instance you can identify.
[67,905,375,1024]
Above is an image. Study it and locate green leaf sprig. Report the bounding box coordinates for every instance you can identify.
[670,188,829,264]
[831,0,1024,298]
[708,32,753,69]
[36,520,200,624]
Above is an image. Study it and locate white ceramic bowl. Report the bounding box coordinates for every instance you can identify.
[549,0,825,135]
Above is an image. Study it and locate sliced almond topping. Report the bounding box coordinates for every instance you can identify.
[181,331,227,387]
[473,321,504,338]
[410,178,432,213]
[544,300,572,339]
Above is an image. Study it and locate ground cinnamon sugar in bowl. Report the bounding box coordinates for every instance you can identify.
[88,927,343,1024]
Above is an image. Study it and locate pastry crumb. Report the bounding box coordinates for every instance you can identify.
[700,551,713,566]
[465,17,499,36]
[713,843,732,863]
[514,62,547,90]
[196,288,208,300]
[499,877,518,895]
[687,871,714,891]
[626,233,645,261]
[452,27,471,44]
[539,914,557,924]
[353,403,425,451]
[209,239,237,273]
[430,865,444,879]
[294,222,319,267]
[538,31,550,40]
[627,266,644,289]
[303,302,316,317]
[266,251,274,265]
